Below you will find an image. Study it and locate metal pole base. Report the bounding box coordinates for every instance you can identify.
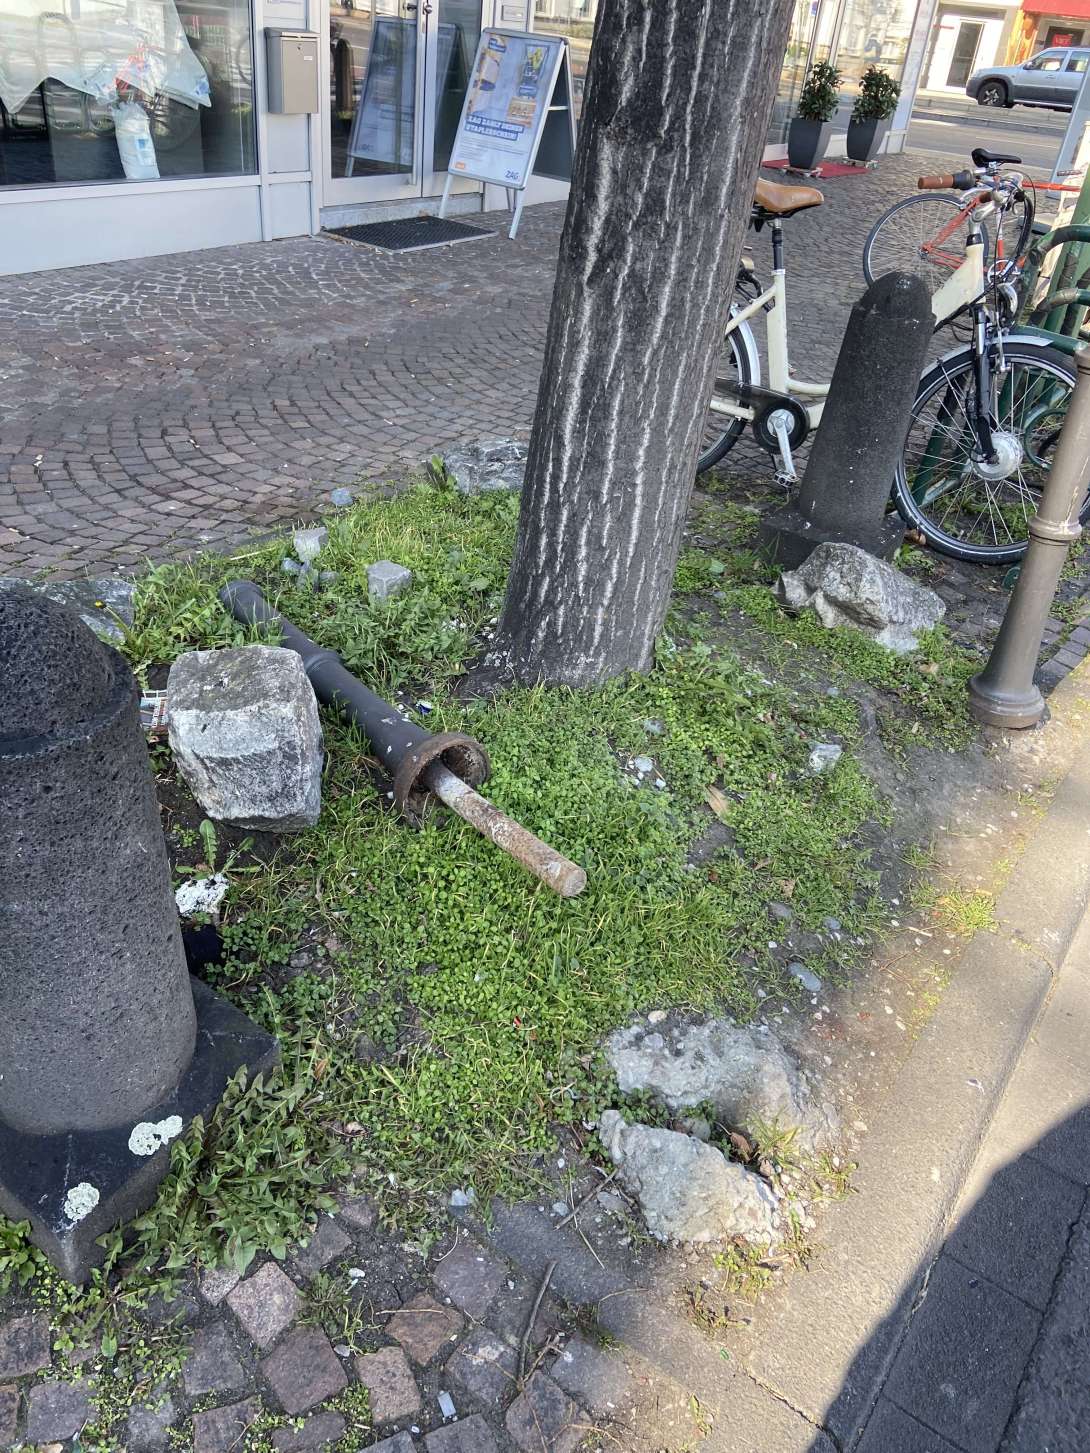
[968,672,1046,729]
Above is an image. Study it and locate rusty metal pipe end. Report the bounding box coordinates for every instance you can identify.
[393,732,490,823]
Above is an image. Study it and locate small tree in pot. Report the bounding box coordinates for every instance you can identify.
[787,61,841,171]
[847,66,900,164]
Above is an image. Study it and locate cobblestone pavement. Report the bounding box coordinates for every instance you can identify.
[3,148,1090,682]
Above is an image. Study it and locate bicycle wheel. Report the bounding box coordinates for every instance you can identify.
[893,341,1082,565]
[697,314,757,474]
[863,193,987,295]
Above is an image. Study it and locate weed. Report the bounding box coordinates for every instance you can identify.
[932,886,998,938]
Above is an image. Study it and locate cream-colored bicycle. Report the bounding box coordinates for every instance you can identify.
[698,177,830,486]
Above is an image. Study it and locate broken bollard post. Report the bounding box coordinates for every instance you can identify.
[761,271,934,569]
[969,345,1090,728]
[0,586,278,1282]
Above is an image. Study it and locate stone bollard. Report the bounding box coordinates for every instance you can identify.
[761,272,935,568]
[0,587,278,1282]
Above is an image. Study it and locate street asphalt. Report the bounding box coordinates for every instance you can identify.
[908,99,1068,175]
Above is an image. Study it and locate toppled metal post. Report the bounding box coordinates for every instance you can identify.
[219,581,586,898]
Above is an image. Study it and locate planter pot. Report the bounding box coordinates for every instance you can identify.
[787,118,833,171]
[846,117,891,164]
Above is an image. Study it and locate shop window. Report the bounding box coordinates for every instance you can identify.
[0,0,256,188]
[532,0,595,119]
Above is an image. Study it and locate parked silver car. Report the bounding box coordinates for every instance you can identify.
[966,48,1090,109]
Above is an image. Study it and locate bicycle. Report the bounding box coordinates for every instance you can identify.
[894,178,1085,564]
[862,147,1035,299]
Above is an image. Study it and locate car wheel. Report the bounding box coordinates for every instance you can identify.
[977,80,1009,107]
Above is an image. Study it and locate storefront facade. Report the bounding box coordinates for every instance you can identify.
[1,0,931,276]
[1005,0,1090,59]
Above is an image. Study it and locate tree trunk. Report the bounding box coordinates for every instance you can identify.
[494,0,795,687]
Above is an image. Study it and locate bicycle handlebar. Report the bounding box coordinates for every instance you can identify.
[918,170,976,190]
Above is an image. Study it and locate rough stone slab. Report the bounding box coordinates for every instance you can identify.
[292,1215,352,1279]
[446,1328,518,1407]
[0,976,279,1284]
[0,1315,51,1378]
[182,1321,247,1397]
[270,1409,349,1451]
[425,1413,500,1453]
[293,527,328,563]
[487,1201,628,1308]
[25,1379,91,1444]
[200,1265,241,1306]
[441,437,527,494]
[599,1111,779,1245]
[167,645,323,831]
[1001,1205,1090,1452]
[0,1386,17,1447]
[432,1239,507,1319]
[550,1335,635,1416]
[228,1261,302,1348]
[12,576,136,645]
[776,541,944,653]
[605,1015,838,1153]
[857,1397,962,1452]
[386,1294,463,1366]
[505,1374,584,1453]
[192,1397,262,1453]
[261,1326,348,1414]
[367,561,412,600]
[884,1254,1039,1451]
[126,1388,175,1452]
[354,1345,421,1424]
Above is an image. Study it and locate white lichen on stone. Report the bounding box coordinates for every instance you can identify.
[128,1115,184,1156]
[62,1182,100,1223]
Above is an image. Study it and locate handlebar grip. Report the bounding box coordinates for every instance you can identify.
[918,174,954,189]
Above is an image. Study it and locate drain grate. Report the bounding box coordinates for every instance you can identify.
[325,216,495,252]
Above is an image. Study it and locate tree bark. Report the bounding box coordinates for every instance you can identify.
[494,0,796,687]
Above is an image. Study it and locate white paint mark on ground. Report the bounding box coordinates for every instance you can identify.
[63,1182,100,1223]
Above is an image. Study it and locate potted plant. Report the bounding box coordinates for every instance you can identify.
[788,61,841,171]
[847,66,901,164]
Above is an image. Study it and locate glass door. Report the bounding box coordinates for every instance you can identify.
[322,0,483,207]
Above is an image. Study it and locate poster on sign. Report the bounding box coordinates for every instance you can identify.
[447,28,567,190]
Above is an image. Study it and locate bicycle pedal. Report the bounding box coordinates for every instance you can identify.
[774,470,797,492]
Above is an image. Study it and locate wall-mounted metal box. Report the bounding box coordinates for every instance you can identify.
[265,30,320,115]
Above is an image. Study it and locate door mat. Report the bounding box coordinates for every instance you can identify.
[324,217,495,252]
[763,158,869,179]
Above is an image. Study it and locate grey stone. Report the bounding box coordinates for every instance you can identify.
[354,1345,421,1424]
[605,1015,838,1152]
[368,561,413,600]
[386,1293,463,1365]
[505,1374,584,1453]
[228,1262,301,1348]
[788,963,823,994]
[262,1326,348,1414]
[337,1191,377,1230]
[126,1386,175,1452]
[633,755,655,774]
[330,487,355,507]
[271,1410,348,1450]
[550,1335,634,1416]
[200,1265,241,1305]
[282,557,303,575]
[441,437,527,494]
[35,576,135,644]
[293,527,328,563]
[0,1315,50,1378]
[25,1379,91,1443]
[1001,1205,1090,1451]
[182,1322,247,1397]
[0,1386,17,1447]
[769,901,794,922]
[776,542,945,654]
[885,1254,1039,1451]
[447,1329,518,1407]
[808,742,843,774]
[599,1111,778,1245]
[167,646,323,831]
[370,1435,419,1453]
[292,1215,352,1279]
[426,1413,501,1453]
[192,1397,262,1453]
[432,1239,506,1319]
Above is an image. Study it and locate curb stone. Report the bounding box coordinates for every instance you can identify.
[738,664,1090,1451]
